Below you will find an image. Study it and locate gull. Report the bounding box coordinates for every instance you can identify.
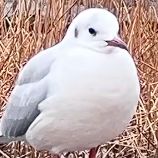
[0,8,140,157]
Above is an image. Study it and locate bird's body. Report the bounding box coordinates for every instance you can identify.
[26,43,139,153]
[0,8,140,155]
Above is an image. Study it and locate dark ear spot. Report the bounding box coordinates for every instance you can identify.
[74,28,78,38]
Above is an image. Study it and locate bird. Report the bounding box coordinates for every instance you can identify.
[0,8,140,157]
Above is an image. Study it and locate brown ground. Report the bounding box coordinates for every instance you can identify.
[0,0,158,157]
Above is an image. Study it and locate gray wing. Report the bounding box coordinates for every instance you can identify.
[17,47,56,85]
[1,47,56,137]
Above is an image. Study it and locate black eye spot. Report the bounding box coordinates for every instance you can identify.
[74,28,78,38]
[88,28,97,36]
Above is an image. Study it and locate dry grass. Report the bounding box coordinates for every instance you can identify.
[0,0,158,157]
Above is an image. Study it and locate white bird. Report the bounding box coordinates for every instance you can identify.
[0,8,140,157]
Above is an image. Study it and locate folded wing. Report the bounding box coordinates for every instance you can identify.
[1,47,56,137]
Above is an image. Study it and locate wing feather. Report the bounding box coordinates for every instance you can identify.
[1,47,56,137]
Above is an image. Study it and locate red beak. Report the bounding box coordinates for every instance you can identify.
[106,36,128,51]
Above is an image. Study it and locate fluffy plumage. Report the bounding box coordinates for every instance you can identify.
[0,8,140,154]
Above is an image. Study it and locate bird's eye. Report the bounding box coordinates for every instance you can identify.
[88,28,97,36]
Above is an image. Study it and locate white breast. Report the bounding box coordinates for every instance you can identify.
[26,46,140,154]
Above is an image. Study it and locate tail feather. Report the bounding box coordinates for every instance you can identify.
[0,120,25,144]
[0,135,26,144]
[0,136,16,144]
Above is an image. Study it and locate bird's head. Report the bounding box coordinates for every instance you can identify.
[63,8,127,52]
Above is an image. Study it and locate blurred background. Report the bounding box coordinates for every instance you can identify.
[0,0,158,157]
